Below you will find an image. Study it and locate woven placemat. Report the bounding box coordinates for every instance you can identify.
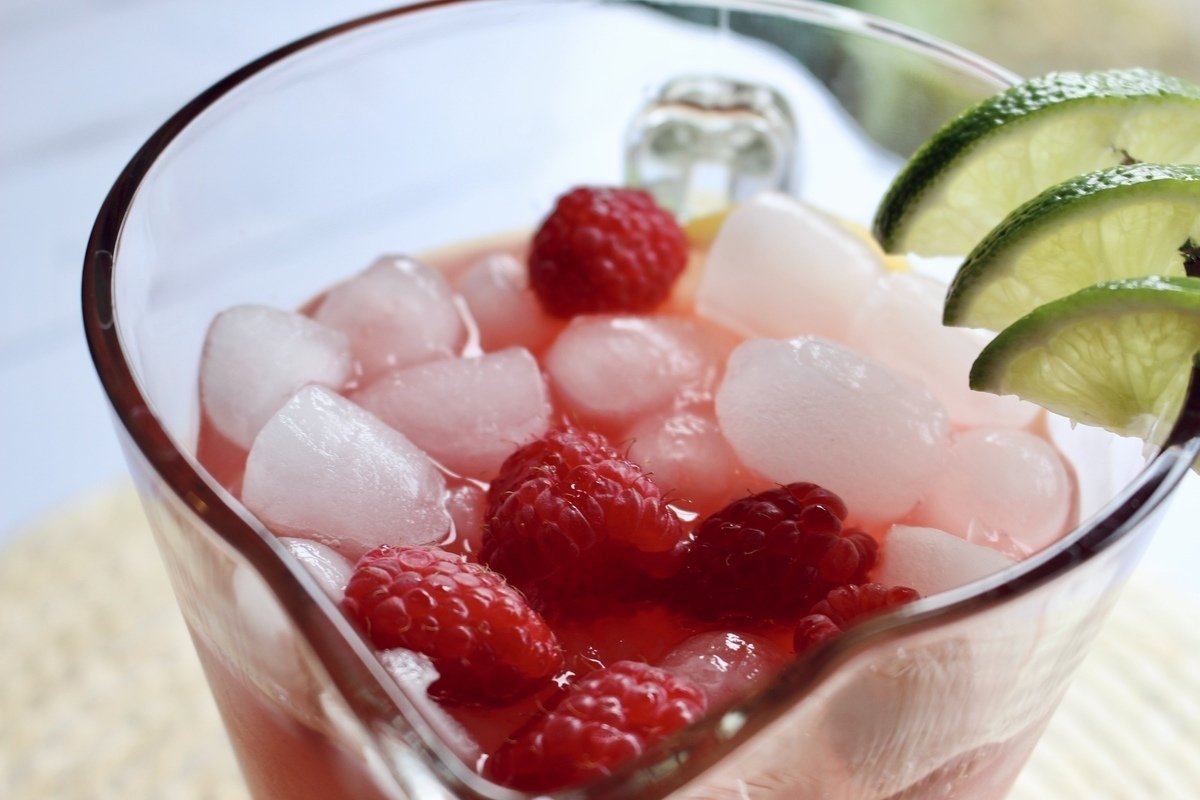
[2,485,1198,799]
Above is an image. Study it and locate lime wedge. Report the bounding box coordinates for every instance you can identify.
[874,69,1200,256]
[684,208,732,247]
[970,276,1200,440]
[838,218,911,274]
[943,163,1200,330]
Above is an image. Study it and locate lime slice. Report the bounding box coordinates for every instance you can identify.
[684,208,732,247]
[874,69,1200,256]
[943,163,1200,330]
[970,276,1200,440]
[838,218,911,274]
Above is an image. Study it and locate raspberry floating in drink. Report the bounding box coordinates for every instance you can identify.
[673,482,877,623]
[342,545,563,705]
[793,583,922,654]
[481,436,685,614]
[485,660,707,791]
[529,186,688,316]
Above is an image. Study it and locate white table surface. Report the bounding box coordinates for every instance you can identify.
[2,1,1197,601]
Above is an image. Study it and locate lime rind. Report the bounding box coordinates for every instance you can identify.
[873,68,1200,255]
[970,276,1200,438]
[943,163,1200,329]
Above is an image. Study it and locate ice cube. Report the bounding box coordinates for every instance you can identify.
[881,725,1047,800]
[354,347,551,479]
[874,525,1017,597]
[545,315,735,426]
[821,592,1044,799]
[242,385,450,560]
[279,537,353,603]
[313,255,466,381]
[625,407,743,513]
[446,482,487,554]
[378,648,482,765]
[658,621,1035,800]
[658,631,786,710]
[715,337,950,524]
[453,253,560,353]
[232,563,308,697]
[914,429,1072,554]
[822,636,993,799]
[695,192,884,341]
[199,305,353,450]
[846,273,1040,430]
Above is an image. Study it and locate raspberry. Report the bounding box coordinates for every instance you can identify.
[486,425,618,512]
[528,186,688,317]
[812,582,922,626]
[794,583,921,654]
[672,483,877,623]
[481,455,685,613]
[792,615,843,654]
[341,546,563,705]
[486,660,706,792]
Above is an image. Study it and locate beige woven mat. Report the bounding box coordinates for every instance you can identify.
[2,485,1198,799]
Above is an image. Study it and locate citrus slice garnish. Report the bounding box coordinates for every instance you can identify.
[683,208,732,248]
[969,276,1200,441]
[943,163,1200,330]
[873,68,1200,256]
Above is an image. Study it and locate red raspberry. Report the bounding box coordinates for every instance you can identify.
[792,615,842,654]
[342,546,563,705]
[486,425,618,512]
[794,583,921,654]
[481,456,685,613]
[486,660,706,792]
[528,186,688,317]
[673,483,877,623]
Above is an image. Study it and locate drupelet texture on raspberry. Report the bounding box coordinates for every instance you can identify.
[481,426,685,613]
[485,425,618,513]
[486,660,707,792]
[341,545,563,705]
[528,186,688,317]
[793,583,921,653]
[673,482,878,623]
[482,455,685,613]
